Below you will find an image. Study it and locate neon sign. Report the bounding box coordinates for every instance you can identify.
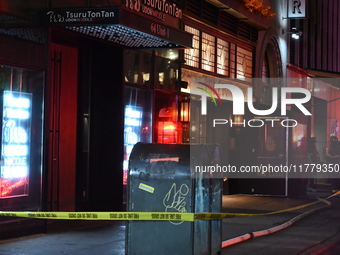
[123,105,143,185]
[0,91,32,198]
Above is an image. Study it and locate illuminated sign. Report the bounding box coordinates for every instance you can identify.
[43,7,119,26]
[124,0,183,21]
[123,105,143,185]
[288,0,306,18]
[0,91,32,198]
[124,106,143,152]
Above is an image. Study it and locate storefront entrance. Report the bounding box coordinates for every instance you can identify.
[47,43,78,211]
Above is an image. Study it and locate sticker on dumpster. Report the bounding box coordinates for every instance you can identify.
[139,183,155,193]
[149,157,179,163]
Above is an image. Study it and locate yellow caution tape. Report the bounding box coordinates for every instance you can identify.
[0,192,338,222]
[0,211,195,222]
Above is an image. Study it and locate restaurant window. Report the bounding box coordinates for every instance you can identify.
[123,87,152,185]
[184,25,253,79]
[217,38,230,76]
[0,65,44,211]
[124,50,152,87]
[154,50,179,93]
[184,25,200,68]
[230,43,236,78]
[154,92,179,144]
[201,32,215,72]
[236,46,253,79]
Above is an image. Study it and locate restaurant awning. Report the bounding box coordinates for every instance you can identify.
[42,7,192,49]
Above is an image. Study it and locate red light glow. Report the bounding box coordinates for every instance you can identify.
[0,177,28,197]
[163,124,175,130]
[123,170,128,186]
[157,121,178,143]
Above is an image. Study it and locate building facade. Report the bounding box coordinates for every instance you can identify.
[0,0,339,238]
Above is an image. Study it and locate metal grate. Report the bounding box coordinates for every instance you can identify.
[219,11,237,34]
[0,14,45,44]
[0,27,45,44]
[238,22,258,42]
[186,0,201,17]
[201,0,219,24]
[67,25,177,48]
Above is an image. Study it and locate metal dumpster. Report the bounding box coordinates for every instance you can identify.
[126,143,222,255]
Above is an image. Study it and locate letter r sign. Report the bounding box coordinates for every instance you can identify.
[288,0,306,18]
[292,0,301,14]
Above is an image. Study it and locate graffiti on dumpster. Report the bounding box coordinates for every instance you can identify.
[163,183,189,225]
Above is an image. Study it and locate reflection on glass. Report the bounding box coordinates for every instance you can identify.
[123,87,152,185]
[154,57,178,92]
[124,50,152,87]
[155,49,178,59]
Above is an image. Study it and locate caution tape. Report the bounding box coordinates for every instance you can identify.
[0,211,195,222]
[1,192,339,222]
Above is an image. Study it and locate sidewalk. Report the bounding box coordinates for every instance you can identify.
[221,191,340,254]
[0,221,126,255]
[0,189,339,255]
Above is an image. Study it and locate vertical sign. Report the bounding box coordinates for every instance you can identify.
[0,91,32,198]
[288,0,306,18]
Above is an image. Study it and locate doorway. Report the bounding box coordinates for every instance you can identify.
[47,43,78,211]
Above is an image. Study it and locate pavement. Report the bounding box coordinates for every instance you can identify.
[221,189,340,255]
[0,187,340,255]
